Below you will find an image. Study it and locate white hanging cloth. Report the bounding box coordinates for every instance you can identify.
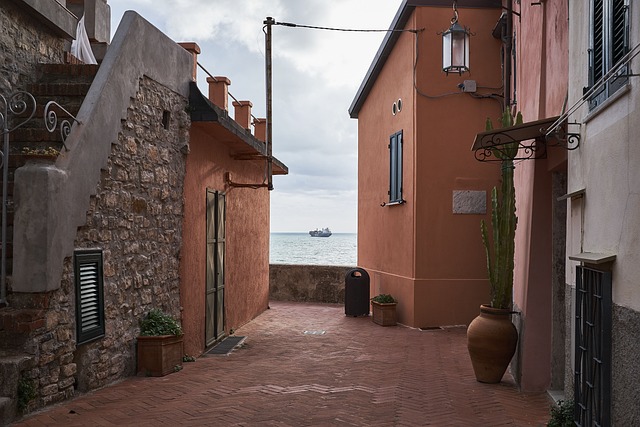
[70,15,97,65]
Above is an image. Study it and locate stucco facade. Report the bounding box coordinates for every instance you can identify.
[566,1,640,423]
[351,0,503,328]
[509,0,569,393]
[504,0,640,422]
[181,86,277,357]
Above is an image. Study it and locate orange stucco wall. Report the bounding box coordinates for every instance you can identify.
[357,5,502,327]
[512,0,568,392]
[180,125,270,357]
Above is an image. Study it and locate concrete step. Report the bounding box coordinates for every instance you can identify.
[0,395,14,426]
[37,63,99,82]
[28,82,93,97]
[0,352,36,397]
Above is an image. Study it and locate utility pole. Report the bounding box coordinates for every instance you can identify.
[264,17,275,191]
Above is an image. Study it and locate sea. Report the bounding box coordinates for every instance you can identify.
[270,232,357,266]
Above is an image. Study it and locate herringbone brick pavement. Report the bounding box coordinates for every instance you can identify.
[13,301,552,426]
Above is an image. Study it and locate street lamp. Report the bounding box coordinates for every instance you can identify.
[442,1,470,75]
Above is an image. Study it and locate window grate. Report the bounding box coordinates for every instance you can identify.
[74,250,105,344]
[574,266,611,426]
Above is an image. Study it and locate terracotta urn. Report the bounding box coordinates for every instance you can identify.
[466,304,518,383]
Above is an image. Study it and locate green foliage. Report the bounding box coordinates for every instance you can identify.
[139,308,182,336]
[371,294,397,304]
[481,110,522,309]
[548,400,574,427]
[17,376,36,413]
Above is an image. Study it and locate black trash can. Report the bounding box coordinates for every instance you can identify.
[345,268,370,316]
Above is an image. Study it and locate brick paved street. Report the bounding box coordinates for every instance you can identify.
[14,301,552,426]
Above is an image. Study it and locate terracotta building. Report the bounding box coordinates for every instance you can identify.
[349,0,503,328]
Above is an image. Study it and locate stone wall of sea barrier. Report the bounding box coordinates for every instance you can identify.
[269,264,357,304]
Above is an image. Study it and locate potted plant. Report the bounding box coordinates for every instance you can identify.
[19,146,59,164]
[137,308,184,376]
[466,110,521,383]
[370,294,397,326]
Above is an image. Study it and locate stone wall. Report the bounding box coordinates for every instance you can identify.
[0,1,65,95]
[71,76,188,391]
[612,304,640,425]
[17,76,189,409]
[269,264,357,304]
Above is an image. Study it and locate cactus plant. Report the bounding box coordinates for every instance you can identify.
[480,110,522,309]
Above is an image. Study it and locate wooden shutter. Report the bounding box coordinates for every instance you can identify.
[592,0,604,84]
[388,131,403,203]
[75,250,105,344]
[611,0,628,66]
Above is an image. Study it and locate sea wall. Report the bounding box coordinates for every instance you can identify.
[269,264,357,304]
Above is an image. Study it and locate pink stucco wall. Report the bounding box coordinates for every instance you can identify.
[180,124,270,357]
[512,0,568,392]
[357,5,502,328]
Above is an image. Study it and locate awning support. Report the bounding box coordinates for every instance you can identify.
[471,116,580,162]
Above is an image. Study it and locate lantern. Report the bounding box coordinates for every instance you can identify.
[442,1,470,75]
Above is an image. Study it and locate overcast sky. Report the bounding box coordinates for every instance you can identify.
[108,0,404,233]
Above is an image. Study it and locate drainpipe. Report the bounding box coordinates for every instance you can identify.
[264,17,275,191]
[504,0,513,111]
[0,109,8,306]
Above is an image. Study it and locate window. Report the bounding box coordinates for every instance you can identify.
[588,0,629,109]
[74,250,105,344]
[388,130,403,204]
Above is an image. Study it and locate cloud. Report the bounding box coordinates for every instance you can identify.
[109,0,404,232]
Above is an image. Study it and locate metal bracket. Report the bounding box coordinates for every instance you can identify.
[224,172,269,189]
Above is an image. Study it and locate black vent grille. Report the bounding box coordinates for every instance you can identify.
[75,250,105,344]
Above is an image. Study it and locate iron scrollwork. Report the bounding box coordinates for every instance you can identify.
[473,120,582,162]
[0,91,37,133]
[44,101,81,151]
[0,91,37,305]
[545,121,581,151]
[473,130,547,162]
[1,91,37,166]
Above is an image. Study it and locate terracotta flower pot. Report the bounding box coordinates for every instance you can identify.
[467,304,518,383]
[371,301,397,326]
[137,334,183,376]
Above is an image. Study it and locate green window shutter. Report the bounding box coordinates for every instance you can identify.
[611,0,628,65]
[588,0,629,109]
[74,250,105,344]
[389,130,403,204]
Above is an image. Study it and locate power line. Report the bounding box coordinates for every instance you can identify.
[274,21,421,34]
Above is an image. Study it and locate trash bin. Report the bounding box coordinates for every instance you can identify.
[345,268,370,316]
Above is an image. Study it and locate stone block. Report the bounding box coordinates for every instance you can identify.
[452,190,487,214]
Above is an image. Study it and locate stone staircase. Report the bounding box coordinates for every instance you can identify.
[1,63,98,277]
[0,62,98,423]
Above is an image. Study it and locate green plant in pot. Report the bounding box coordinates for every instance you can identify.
[370,294,397,326]
[137,308,184,377]
[467,110,521,383]
[140,308,183,336]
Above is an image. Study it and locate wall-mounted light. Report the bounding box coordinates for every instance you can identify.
[442,1,470,75]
